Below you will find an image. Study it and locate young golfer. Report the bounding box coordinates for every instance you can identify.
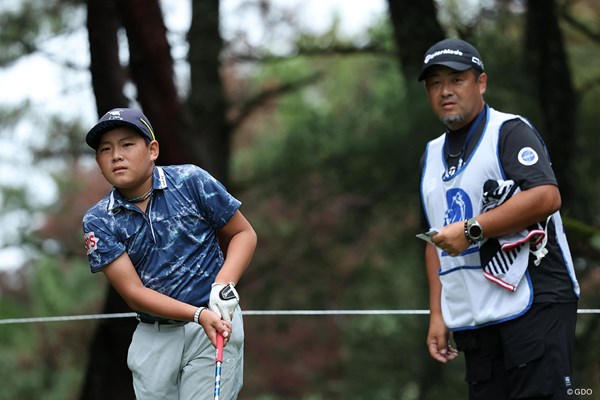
[82,108,256,400]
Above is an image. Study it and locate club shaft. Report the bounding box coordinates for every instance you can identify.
[214,361,222,399]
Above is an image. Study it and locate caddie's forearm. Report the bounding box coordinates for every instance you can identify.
[477,184,560,239]
[425,243,443,316]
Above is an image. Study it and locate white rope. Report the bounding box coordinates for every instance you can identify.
[0,312,137,325]
[576,309,600,314]
[0,309,598,325]
[241,309,431,315]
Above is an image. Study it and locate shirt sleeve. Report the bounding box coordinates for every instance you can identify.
[192,167,241,229]
[82,211,126,273]
[499,119,558,190]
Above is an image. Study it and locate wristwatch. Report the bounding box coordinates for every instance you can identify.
[464,218,484,244]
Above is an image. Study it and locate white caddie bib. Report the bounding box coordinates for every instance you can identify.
[421,107,533,330]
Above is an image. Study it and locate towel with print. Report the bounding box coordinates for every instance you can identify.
[479,179,548,291]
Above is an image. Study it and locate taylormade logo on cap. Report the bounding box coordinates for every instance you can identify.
[424,49,464,64]
[418,38,484,81]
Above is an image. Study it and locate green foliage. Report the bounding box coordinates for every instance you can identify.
[1,1,599,399]
[239,53,430,202]
[235,5,600,397]
[0,0,80,67]
[236,20,465,396]
[0,256,104,400]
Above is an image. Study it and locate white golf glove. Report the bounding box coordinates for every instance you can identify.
[209,282,239,323]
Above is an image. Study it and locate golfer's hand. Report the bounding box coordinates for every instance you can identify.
[427,316,458,363]
[432,221,470,256]
[199,308,231,347]
[209,282,240,323]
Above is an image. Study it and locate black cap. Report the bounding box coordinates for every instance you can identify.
[86,108,156,149]
[418,38,484,81]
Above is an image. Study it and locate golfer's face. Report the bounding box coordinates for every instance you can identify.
[95,128,157,191]
[424,66,486,130]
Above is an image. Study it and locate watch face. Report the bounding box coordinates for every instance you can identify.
[469,224,482,238]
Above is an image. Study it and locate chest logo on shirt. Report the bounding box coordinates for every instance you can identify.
[84,231,99,255]
[444,188,474,226]
[518,147,539,166]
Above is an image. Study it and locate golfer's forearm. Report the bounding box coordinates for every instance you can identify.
[124,286,198,322]
[215,230,257,285]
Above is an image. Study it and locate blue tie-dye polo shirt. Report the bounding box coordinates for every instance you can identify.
[82,165,241,306]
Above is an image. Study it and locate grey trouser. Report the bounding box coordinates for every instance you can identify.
[127,308,244,400]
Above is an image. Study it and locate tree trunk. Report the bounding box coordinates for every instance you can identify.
[79,287,137,400]
[188,0,231,185]
[118,0,196,167]
[386,0,445,80]
[525,0,578,211]
[86,0,128,113]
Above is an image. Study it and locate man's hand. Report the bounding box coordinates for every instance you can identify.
[209,282,240,323]
[427,316,458,363]
[432,220,471,256]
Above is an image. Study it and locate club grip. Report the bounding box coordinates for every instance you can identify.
[215,333,224,362]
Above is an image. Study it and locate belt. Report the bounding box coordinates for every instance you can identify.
[136,315,185,325]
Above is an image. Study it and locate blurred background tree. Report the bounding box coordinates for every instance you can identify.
[0,0,599,399]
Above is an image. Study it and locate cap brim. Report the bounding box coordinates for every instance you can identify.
[418,61,472,81]
[85,119,141,149]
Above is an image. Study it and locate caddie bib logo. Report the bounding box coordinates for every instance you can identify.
[444,188,473,226]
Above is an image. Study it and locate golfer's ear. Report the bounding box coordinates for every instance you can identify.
[148,140,159,160]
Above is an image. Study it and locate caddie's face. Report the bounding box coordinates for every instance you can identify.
[424,66,487,130]
[95,127,158,193]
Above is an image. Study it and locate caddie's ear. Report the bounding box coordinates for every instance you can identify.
[148,140,159,161]
[478,72,487,96]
